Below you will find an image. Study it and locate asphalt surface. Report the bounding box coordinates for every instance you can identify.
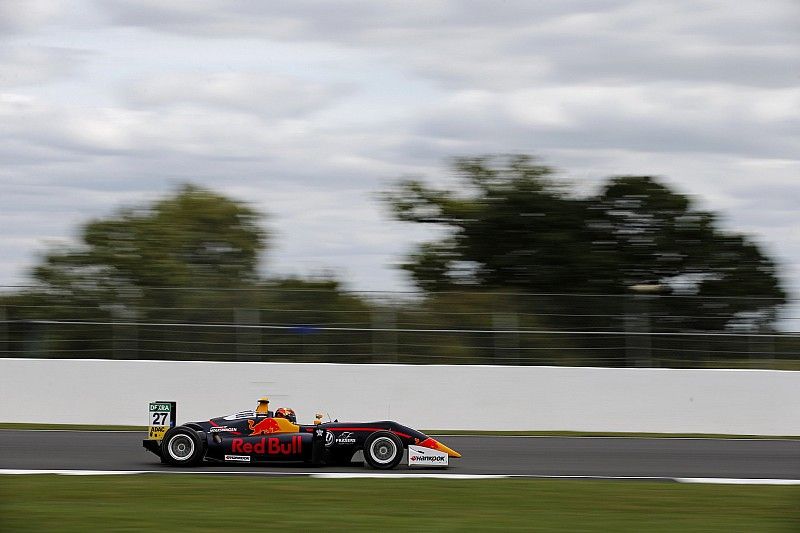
[2,430,799,479]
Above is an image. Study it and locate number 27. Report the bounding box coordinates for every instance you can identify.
[151,412,168,425]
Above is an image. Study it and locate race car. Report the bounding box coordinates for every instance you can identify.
[143,397,461,469]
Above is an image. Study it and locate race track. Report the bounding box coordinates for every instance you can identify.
[2,430,798,480]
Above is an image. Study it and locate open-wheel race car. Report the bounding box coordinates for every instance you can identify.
[143,397,461,469]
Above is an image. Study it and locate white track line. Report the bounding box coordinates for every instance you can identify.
[1,469,150,476]
[0,469,318,476]
[674,478,800,485]
[311,473,513,479]
[2,469,799,484]
[0,469,515,478]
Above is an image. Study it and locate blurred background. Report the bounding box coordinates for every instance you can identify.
[1,162,796,369]
[2,5,800,529]
[1,1,798,369]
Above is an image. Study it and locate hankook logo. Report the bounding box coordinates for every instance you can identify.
[413,455,445,462]
[408,445,449,467]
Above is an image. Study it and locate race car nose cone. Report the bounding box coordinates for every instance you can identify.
[418,437,461,458]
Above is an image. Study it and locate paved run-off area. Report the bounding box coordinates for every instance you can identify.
[1,431,798,481]
[3,431,799,531]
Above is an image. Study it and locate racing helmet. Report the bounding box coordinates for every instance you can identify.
[275,407,297,423]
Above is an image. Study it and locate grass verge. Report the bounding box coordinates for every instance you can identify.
[1,475,798,532]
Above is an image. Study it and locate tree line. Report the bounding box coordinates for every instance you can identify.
[0,155,789,366]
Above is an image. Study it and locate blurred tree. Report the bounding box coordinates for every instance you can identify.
[32,184,267,309]
[0,185,269,359]
[589,176,785,331]
[383,155,785,332]
[3,185,381,362]
[384,155,597,293]
[252,277,375,362]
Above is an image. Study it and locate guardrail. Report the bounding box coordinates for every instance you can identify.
[2,289,797,368]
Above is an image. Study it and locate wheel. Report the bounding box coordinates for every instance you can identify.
[160,427,205,466]
[363,431,403,470]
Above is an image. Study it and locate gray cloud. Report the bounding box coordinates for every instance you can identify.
[0,0,797,325]
[95,1,800,89]
[0,46,90,87]
[411,83,800,160]
[0,0,69,35]
[123,72,352,118]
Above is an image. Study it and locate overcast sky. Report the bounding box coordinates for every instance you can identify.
[1,1,798,326]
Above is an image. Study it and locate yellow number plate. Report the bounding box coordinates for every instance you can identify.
[148,425,167,440]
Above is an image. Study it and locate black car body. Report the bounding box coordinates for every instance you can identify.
[143,406,461,470]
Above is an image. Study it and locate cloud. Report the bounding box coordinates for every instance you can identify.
[0,0,68,35]
[95,1,800,89]
[0,0,797,319]
[123,72,352,118]
[0,46,89,87]
[411,84,800,161]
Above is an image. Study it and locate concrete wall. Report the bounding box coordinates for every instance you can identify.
[1,358,797,435]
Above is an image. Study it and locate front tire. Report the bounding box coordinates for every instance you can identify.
[160,427,205,466]
[363,431,403,469]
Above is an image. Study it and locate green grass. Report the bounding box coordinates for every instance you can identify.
[2,423,798,439]
[1,475,797,532]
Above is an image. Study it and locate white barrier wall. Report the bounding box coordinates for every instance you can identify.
[1,358,797,435]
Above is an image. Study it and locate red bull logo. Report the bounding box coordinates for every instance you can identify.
[231,436,302,455]
[247,418,281,436]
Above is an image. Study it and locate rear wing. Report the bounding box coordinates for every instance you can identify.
[147,401,176,441]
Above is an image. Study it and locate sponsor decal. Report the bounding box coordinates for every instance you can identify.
[224,455,251,462]
[247,418,282,436]
[304,426,413,440]
[209,426,237,433]
[408,445,448,467]
[223,411,257,421]
[148,426,167,440]
[231,436,303,455]
[324,431,334,447]
[335,431,356,444]
[409,455,445,463]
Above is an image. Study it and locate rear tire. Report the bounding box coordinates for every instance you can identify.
[160,427,205,466]
[363,431,403,470]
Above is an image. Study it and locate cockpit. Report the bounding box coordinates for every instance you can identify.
[254,397,296,423]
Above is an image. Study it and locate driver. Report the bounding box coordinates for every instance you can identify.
[274,407,297,423]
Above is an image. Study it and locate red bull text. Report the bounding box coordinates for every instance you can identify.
[231,436,302,455]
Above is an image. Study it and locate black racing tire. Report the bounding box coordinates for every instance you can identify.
[363,431,403,470]
[160,426,205,467]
